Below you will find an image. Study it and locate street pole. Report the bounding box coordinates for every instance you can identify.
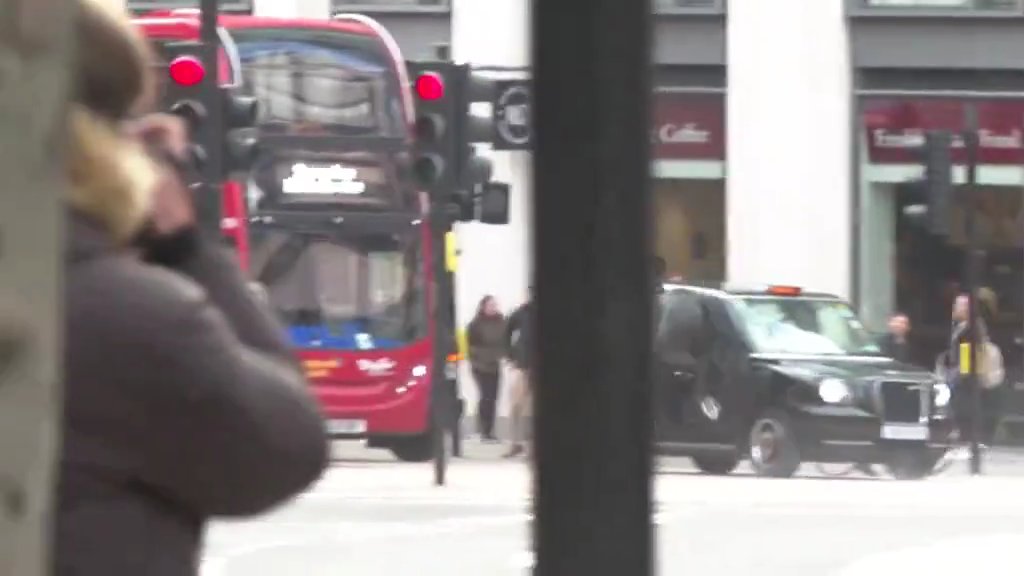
[197,0,224,233]
[533,0,654,575]
[0,0,70,572]
[963,103,983,475]
[429,210,452,486]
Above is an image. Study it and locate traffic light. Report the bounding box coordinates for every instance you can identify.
[221,87,259,178]
[408,61,460,208]
[408,61,500,222]
[452,67,495,221]
[920,130,954,236]
[160,46,210,177]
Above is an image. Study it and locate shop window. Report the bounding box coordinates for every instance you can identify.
[855,97,1024,376]
[651,92,727,284]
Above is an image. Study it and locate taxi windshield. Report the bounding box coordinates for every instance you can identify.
[728,296,883,356]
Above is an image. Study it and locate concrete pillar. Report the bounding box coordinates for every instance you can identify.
[253,0,330,18]
[726,0,852,298]
[451,0,531,427]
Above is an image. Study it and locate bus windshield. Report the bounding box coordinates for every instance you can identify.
[248,226,426,350]
[728,296,883,356]
[230,25,405,137]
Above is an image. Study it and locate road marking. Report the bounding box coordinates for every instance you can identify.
[201,513,529,576]
[831,532,1024,575]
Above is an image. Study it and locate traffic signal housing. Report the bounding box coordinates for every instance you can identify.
[162,45,210,177]
[221,87,259,178]
[920,130,954,236]
[408,61,460,208]
[408,61,499,222]
[452,67,496,221]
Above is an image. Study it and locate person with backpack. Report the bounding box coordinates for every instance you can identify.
[943,292,1004,459]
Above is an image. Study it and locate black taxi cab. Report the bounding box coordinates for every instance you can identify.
[653,283,954,479]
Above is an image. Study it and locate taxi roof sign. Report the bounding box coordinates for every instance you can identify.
[766,285,802,296]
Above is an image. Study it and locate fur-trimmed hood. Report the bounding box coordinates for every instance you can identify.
[67,106,156,245]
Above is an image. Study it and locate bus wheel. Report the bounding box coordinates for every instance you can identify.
[391,431,434,462]
[748,410,801,478]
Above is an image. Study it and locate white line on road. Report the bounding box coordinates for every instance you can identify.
[831,532,1024,575]
[201,513,530,576]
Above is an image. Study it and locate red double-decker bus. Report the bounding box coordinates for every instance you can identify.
[135,13,441,462]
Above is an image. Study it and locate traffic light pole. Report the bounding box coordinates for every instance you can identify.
[533,0,655,575]
[963,106,984,475]
[429,210,453,485]
[197,0,224,232]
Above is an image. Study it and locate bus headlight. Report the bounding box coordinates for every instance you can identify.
[819,378,851,404]
[934,382,951,408]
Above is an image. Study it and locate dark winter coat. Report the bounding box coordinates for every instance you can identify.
[506,301,534,371]
[55,213,329,576]
[468,313,508,374]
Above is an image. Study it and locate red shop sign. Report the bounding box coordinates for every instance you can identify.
[651,95,725,161]
[863,99,1024,165]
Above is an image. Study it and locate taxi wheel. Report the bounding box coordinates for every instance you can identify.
[748,410,801,478]
[692,454,740,475]
[885,448,941,481]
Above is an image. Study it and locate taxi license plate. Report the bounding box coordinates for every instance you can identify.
[328,419,367,435]
[881,423,928,441]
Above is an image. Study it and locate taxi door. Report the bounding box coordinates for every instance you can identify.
[694,297,749,448]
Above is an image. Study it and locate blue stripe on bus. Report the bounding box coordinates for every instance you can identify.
[288,324,403,350]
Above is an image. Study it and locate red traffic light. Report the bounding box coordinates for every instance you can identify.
[414,73,445,101]
[169,56,205,87]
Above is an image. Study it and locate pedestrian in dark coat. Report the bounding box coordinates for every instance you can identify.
[504,289,534,457]
[467,295,507,440]
[55,4,329,575]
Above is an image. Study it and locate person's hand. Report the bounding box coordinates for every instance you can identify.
[124,113,195,235]
[123,113,190,159]
[149,163,196,235]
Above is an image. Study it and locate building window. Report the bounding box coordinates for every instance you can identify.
[651,92,727,283]
[852,0,1023,15]
[855,97,1024,368]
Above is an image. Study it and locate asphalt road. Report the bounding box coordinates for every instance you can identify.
[199,441,1024,576]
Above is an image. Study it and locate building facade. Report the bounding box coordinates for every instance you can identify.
[128,0,1024,412]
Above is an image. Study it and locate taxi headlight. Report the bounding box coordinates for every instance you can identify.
[819,378,851,404]
[934,382,951,408]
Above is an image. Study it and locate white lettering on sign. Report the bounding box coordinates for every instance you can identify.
[356,358,397,376]
[654,123,711,145]
[282,163,367,195]
[871,128,1024,150]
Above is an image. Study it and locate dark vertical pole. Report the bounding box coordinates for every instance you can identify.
[430,212,450,485]
[533,1,654,576]
[963,104,983,475]
[198,0,223,233]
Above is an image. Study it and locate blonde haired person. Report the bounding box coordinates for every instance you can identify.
[56,3,328,574]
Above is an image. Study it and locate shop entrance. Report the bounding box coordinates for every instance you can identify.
[653,179,725,283]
